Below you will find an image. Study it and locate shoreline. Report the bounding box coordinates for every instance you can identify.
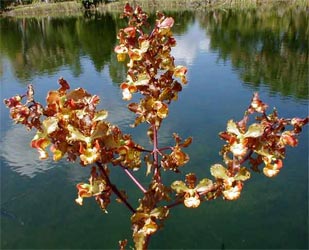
[1,0,308,17]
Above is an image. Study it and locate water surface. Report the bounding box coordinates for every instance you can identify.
[0,8,308,249]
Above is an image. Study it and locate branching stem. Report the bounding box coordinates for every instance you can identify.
[96,162,136,213]
[152,125,161,182]
[123,167,147,193]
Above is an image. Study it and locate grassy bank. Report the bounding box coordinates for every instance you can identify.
[101,0,309,12]
[1,1,83,17]
[1,0,308,17]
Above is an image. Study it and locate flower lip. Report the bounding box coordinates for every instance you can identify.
[158,17,174,28]
[114,45,128,54]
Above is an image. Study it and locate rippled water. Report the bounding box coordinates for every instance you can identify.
[0,8,308,249]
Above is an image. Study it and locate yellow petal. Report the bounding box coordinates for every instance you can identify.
[244,123,264,138]
[93,110,108,122]
[210,164,229,179]
[117,53,127,62]
[43,117,59,134]
[226,120,241,136]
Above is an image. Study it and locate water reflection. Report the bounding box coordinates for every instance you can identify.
[1,126,53,178]
[1,125,90,181]
[1,9,307,100]
[197,8,308,100]
[173,20,210,65]
[0,13,116,82]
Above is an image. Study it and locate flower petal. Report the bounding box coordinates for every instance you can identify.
[184,193,201,208]
[210,164,229,179]
[93,110,108,122]
[91,122,109,141]
[158,17,174,28]
[234,167,251,181]
[173,66,187,84]
[263,166,280,178]
[171,180,189,194]
[43,117,59,134]
[140,40,150,53]
[244,123,264,138]
[226,120,241,136]
[280,131,298,147]
[31,135,50,160]
[195,178,213,193]
[75,183,92,205]
[223,182,243,200]
[122,88,133,100]
[114,45,128,54]
[128,49,142,61]
[230,143,247,157]
[67,125,90,144]
[79,145,100,165]
[149,207,169,219]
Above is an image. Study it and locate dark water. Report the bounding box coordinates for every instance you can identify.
[0,7,308,249]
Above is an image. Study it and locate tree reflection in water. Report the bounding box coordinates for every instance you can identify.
[1,9,307,100]
[197,7,308,100]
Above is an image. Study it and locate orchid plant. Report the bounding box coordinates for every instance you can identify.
[4,4,308,250]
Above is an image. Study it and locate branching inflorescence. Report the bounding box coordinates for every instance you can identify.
[3,4,308,250]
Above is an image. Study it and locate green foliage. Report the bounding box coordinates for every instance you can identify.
[0,14,115,80]
[198,8,308,99]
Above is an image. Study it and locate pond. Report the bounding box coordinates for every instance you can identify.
[0,6,308,249]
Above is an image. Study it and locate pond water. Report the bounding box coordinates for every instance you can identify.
[0,7,308,249]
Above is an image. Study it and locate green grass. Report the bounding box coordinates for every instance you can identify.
[1,1,83,17]
[101,0,309,11]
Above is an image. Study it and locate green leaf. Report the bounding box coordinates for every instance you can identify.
[210,164,228,179]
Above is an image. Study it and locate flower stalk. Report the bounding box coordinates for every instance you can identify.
[123,167,147,193]
[152,125,161,182]
[96,162,136,213]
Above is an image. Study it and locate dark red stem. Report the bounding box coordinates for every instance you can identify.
[96,162,136,213]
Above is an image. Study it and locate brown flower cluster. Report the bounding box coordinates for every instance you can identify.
[4,78,142,168]
[216,92,308,197]
[75,166,112,212]
[114,3,187,130]
[172,93,308,206]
